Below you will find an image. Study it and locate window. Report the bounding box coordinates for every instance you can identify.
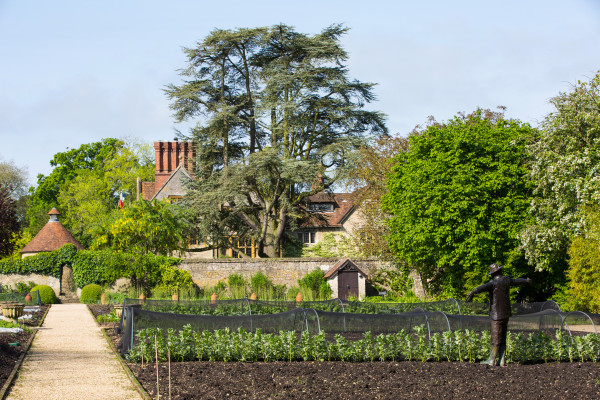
[308,203,334,212]
[297,232,316,244]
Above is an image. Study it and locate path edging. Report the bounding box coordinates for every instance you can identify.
[88,306,152,400]
[0,304,51,400]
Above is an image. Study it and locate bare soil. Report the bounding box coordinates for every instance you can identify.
[128,360,600,400]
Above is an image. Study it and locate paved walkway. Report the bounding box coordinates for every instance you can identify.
[7,304,142,400]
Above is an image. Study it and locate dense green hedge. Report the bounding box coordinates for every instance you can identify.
[0,244,76,278]
[0,244,190,292]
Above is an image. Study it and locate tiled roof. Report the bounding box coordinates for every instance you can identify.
[324,258,367,279]
[298,192,355,228]
[21,219,84,254]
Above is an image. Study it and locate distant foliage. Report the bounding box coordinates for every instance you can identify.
[92,200,190,256]
[26,139,154,245]
[565,207,600,313]
[0,185,19,257]
[519,71,600,274]
[349,135,410,258]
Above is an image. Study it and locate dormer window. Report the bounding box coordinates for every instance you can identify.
[308,203,334,213]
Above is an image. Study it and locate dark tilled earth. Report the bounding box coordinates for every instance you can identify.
[0,305,48,389]
[129,360,600,400]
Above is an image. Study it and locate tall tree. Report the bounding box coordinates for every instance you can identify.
[383,110,537,297]
[166,24,386,257]
[519,71,600,273]
[0,185,19,257]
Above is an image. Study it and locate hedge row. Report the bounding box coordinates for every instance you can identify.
[0,244,191,290]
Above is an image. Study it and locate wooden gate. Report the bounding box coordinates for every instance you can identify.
[338,269,359,300]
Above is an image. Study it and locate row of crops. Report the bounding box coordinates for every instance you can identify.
[127,325,600,364]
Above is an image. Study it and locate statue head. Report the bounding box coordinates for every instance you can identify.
[488,263,504,276]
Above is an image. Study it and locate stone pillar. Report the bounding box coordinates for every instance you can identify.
[60,265,76,295]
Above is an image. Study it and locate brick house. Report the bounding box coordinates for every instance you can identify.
[140,140,364,258]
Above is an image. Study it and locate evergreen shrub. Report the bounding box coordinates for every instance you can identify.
[80,284,103,304]
[30,284,57,304]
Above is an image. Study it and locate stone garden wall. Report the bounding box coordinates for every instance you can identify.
[178,258,386,288]
[0,273,61,294]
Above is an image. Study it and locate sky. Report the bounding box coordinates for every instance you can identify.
[1,0,599,186]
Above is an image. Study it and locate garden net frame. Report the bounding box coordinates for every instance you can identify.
[118,302,598,354]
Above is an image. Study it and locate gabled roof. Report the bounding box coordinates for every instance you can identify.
[151,165,193,201]
[21,212,84,254]
[324,258,368,279]
[298,192,355,228]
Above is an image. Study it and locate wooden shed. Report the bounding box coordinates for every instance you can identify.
[324,258,367,300]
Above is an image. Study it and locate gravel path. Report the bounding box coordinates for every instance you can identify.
[6,304,142,400]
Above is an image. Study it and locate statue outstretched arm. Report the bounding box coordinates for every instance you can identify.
[510,277,532,286]
[466,282,493,302]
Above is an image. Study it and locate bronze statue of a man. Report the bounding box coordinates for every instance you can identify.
[466,263,532,366]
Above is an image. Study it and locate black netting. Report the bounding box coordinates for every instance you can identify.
[121,307,308,353]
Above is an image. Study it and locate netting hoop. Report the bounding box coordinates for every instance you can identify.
[561,311,597,335]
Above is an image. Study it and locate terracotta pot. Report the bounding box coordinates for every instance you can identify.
[25,293,32,303]
[138,293,146,304]
[250,293,257,300]
[296,292,302,303]
[100,293,107,305]
[210,292,218,304]
[172,293,179,301]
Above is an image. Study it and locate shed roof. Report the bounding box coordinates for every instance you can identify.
[20,210,84,254]
[324,258,367,279]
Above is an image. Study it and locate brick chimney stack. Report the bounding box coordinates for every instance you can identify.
[154,140,195,190]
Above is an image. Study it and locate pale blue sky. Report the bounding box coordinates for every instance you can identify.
[1,0,599,185]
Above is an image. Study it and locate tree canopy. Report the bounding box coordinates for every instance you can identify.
[383,110,537,297]
[26,139,154,246]
[519,71,600,273]
[166,24,386,257]
[92,200,189,256]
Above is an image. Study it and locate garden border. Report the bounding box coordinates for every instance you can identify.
[0,304,51,400]
[88,306,152,400]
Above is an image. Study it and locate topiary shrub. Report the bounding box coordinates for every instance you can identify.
[80,284,103,304]
[30,284,58,304]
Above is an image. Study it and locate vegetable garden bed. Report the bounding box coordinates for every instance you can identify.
[90,305,600,399]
